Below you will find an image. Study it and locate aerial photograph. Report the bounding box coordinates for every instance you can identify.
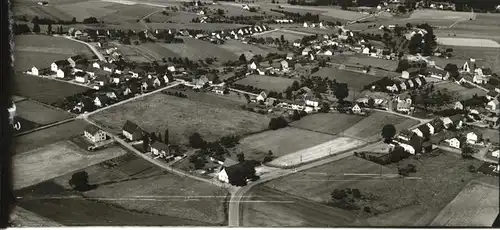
[7,0,500,227]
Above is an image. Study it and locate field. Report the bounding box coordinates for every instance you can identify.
[218,40,280,60]
[97,3,159,23]
[147,11,198,23]
[15,100,74,125]
[54,0,119,21]
[13,119,87,154]
[410,9,474,20]
[434,82,487,100]
[14,73,89,105]
[280,5,365,21]
[311,67,384,91]
[206,4,262,17]
[437,38,500,48]
[13,5,73,21]
[342,112,419,142]
[13,140,127,190]
[268,137,366,168]
[439,46,500,73]
[15,35,93,57]
[234,127,336,161]
[16,153,228,226]
[266,151,484,226]
[14,51,71,72]
[157,38,238,62]
[253,29,305,42]
[346,56,398,71]
[77,22,250,31]
[90,92,270,145]
[430,179,499,226]
[235,75,295,92]
[241,186,362,227]
[112,42,181,62]
[290,113,365,135]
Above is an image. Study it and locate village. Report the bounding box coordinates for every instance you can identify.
[8,0,500,227]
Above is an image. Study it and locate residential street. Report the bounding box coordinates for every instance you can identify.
[57,35,107,61]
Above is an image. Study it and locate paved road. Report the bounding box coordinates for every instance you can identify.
[58,35,106,61]
[227,141,385,226]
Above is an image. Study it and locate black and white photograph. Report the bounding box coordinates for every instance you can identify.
[4,0,500,227]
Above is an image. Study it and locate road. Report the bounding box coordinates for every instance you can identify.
[228,88,259,97]
[58,35,106,61]
[139,10,162,30]
[227,140,385,226]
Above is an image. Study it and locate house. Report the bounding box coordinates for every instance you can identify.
[445,137,462,149]
[28,66,39,76]
[94,95,109,107]
[74,71,89,83]
[280,60,289,71]
[453,101,464,110]
[485,116,499,127]
[428,67,450,80]
[466,132,478,144]
[248,62,257,70]
[102,63,116,73]
[422,141,434,154]
[486,99,499,113]
[352,104,362,114]
[473,75,489,84]
[56,68,69,78]
[448,114,464,129]
[242,4,250,10]
[286,53,294,60]
[305,95,319,107]
[401,68,420,79]
[67,55,85,67]
[150,141,170,158]
[492,149,499,158]
[213,85,225,95]
[51,60,70,72]
[324,50,333,56]
[84,125,107,144]
[430,118,445,133]
[151,77,161,88]
[95,74,109,86]
[302,47,312,56]
[192,76,210,89]
[462,60,472,73]
[486,90,499,101]
[217,161,256,185]
[256,91,267,102]
[396,96,412,113]
[122,120,144,141]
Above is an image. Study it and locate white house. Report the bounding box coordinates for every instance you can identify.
[466,132,478,144]
[218,167,230,183]
[280,60,289,70]
[324,50,333,56]
[352,104,362,114]
[167,66,176,72]
[462,60,471,73]
[492,149,499,158]
[74,72,89,83]
[362,47,370,54]
[454,101,464,110]
[473,75,489,84]
[56,69,66,78]
[51,60,70,72]
[213,86,225,95]
[84,125,107,144]
[303,22,308,28]
[487,99,499,113]
[94,95,108,108]
[249,61,257,70]
[256,91,267,102]
[150,142,170,158]
[445,138,461,149]
[28,66,39,76]
[401,71,410,79]
[302,47,312,56]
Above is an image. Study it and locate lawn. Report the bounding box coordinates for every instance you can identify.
[253,30,305,42]
[13,4,73,21]
[268,137,366,168]
[290,113,365,135]
[15,154,227,226]
[311,67,384,91]
[436,38,500,48]
[14,73,89,105]
[14,51,71,72]
[410,9,474,20]
[241,185,362,227]
[234,127,336,162]
[90,93,271,145]
[147,11,198,23]
[430,179,499,226]
[235,75,295,92]
[98,3,158,23]
[266,151,484,226]
[158,38,238,62]
[164,88,247,110]
[13,119,87,154]
[15,100,74,125]
[347,56,398,71]
[280,5,365,21]
[13,140,127,190]
[54,0,119,21]
[342,111,419,142]
[434,82,487,100]
[15,35,93,57]
[218,40,280,61]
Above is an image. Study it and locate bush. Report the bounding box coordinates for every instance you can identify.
[468,165,476,173]
[352,189,361,198]
[268,116,288,130]
[364,206,371,213]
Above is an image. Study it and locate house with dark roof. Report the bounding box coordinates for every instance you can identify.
[67,55,86,67]
[94,95,109,108]
[150,141,170,158]
[427,67,450,80]
[217,161,257,186]
[102,63,117,73]
[122,120,144,141]
[95,74,110,86]
[84,125,107,144]
[51,60,70,72]
[74,71,89,83]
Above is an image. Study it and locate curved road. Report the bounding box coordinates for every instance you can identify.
[58,35,107,62]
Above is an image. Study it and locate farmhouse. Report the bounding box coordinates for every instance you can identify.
[302,47,312,56]
[122,120,144,141]
[213,85,225,95]
[280,60,289,71]
[486,99,499,113]
[102,63,117,73]
[95,74,109,86]
[428,67,450,80]
[84,125,107,144]
[150,142,170,158]
[51,60,70,72]
[352,104,362,114]
[304,95,319,108]
[473,75,489,84]
[396,96,412,113]
[454,101,464,110]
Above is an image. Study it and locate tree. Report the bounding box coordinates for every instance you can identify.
[461,144,474,159]
[268,116,288,130]
[151,132,157,143]
[444,63,459,79]
[381,124,396,143]
[367,98,375,109]
[158,133,162,143]
[398,167,409,177]
[189,132,205,148]
[47,23,52,34]
[468,165,476,173]
[244,93,250,103]
[396,59,410,72]
[69,171,95,191]
[33,23,40,33]
[291,80,300,91]
[142,134,150,152]
[334,83,349,102]
[397,5,407,13]
[319,102,330,113]
[71,17,77,24]
[239,54,247,64]
[164,129,169,144]
[237,153,245,162]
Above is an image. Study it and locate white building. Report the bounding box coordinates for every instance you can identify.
[84,125,107,144]
[466,132,478,144]
[56,69,66,78]
[28,66,39,76]
[445,138,461,149]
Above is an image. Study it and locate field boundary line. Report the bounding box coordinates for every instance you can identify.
[13,117,76,138]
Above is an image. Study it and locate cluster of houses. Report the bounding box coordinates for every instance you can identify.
[121,120,178,160]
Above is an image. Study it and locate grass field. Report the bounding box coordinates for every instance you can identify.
[342,111,419,142]
[13,119,87,154]
[268,137,366,168]
[157,38,238,62]
[439,46,500,73]
[234,127,336,161]
[15,35,93,57]
[241,185,361,227]
[147,11,198,23]
[164,88,248,109]
[13,4,73,21]
[434,82,487,100]
[98,3,158,23]
[290,113,365,135]
[430,179,499,226]
[16,153,227,226]
[112,42,182,62]
[235,75,295,92]
[410,9,473,20]
[14,73,89,105]
[14,51,69,72]
[90,92,270,145]
[253,30,305,42]
[311,67,383,91]
[347,56,398,71]
[280,5,365,21]
[266,151,484,226]
[54,0,119,21]
[219,40,279,61]
[15,100,74,125]
[13,140,127,190]
[437,38,500,48]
